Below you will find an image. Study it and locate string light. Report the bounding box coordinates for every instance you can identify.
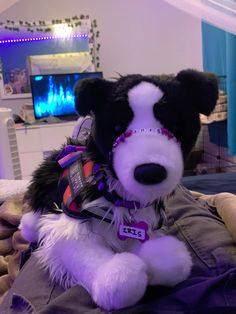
[0,33,88,45]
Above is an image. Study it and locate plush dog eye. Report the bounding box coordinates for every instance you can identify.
[159,96,167,105]
[153,98,167,114]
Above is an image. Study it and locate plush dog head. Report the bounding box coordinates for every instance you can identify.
[74,69,218,204]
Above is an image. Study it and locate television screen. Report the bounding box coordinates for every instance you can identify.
[30,72,103,120]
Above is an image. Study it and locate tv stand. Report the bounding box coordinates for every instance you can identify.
[38,116,63,124]
[15,121,77,179]
[35,115,78,125]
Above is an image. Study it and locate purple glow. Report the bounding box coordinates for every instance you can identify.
[0,33,88,45]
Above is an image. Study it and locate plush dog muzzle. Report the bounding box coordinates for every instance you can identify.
[112,127,183,203]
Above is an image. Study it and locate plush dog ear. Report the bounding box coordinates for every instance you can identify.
[74,78,114,116]
[176,69,219,116]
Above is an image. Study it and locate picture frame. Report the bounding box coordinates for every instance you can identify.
[0,71,32,99]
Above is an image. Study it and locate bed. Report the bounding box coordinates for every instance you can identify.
[182,171,236,195]
[0,172,236,311]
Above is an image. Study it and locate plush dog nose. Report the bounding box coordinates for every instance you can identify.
[134,163,167,185]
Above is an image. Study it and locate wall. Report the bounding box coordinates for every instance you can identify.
[0,0,19,14]
[0,0,203,114]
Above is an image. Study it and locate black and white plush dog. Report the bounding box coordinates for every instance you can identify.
[20,69,218,310]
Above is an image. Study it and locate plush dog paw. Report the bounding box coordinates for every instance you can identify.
[139,236,192,286]
[91,252,148,310]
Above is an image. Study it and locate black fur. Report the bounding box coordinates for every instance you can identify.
[75,70,218,163]
[25,137,104,212]
[25,149,62,211]
[26,70,218,212]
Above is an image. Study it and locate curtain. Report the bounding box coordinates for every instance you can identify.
[226,33,236,155]
[163,0,236,155]
[202,22,236,155]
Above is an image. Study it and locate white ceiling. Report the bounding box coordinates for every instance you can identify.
[0,0,19,14]
[163,0,236,35]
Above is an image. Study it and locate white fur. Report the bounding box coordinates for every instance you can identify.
[19,211,40,243]
[25,199,192,310]
[138,236,193,286]
[92,252,148,310]
[128,81,164,130]
[113,131,183,203]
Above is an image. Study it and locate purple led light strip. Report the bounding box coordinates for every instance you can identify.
[0,33,88,44]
